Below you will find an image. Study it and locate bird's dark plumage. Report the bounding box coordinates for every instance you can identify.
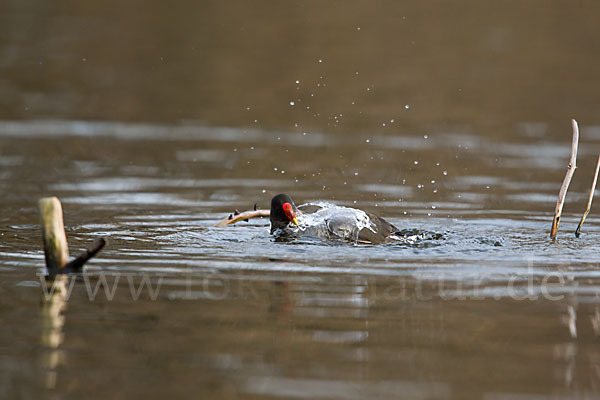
[270,194,299,234]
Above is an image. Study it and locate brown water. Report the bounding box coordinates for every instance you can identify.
[3,1,600,399]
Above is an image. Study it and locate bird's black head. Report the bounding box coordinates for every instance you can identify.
[270,194,299,233]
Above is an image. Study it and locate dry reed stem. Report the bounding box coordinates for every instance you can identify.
[575,154,600,237]
[550,119,579,239]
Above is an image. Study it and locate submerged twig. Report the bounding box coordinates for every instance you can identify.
[550,119,579,240]
[575,154,600,237]
[214,209,270,226]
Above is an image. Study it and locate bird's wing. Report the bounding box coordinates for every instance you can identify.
[357,213,398,244]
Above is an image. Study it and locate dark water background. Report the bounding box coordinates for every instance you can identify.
[3,1,600,399]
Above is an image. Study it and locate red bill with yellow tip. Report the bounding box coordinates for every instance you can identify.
[282,202,299,226]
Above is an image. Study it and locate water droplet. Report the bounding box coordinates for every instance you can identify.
[295,80,300,84]
[246,106,251,111]
[365,139,370,143]
[443,170,448,176]
[274,167,278,171]
[354,172,359,176]
[382,123,386,127]
[262,189,266,193]
[424,134,429,139]
[431,180,435,184]
[357,26,361,30]
[318,59,323,63]
[289,101,295,106]
[281,170,285,174]
[414,160,419,165]
[404,104,410,109]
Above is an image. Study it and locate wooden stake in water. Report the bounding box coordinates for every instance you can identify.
[38,197,69,388]
[37,196,106,388]
[39,197,70,276]
[550,119,579,240]
[575,154,600,237]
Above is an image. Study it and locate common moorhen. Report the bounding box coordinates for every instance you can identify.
[270,193,399,244]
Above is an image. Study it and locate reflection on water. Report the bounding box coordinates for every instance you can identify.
[39,276,67,389]
[8,269,600,399]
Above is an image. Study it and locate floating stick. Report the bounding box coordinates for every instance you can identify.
[575,154,600,237]
[550,119,579,239]
[214,209,270,226]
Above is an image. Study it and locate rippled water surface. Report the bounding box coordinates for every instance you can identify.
[3,1,600,399]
